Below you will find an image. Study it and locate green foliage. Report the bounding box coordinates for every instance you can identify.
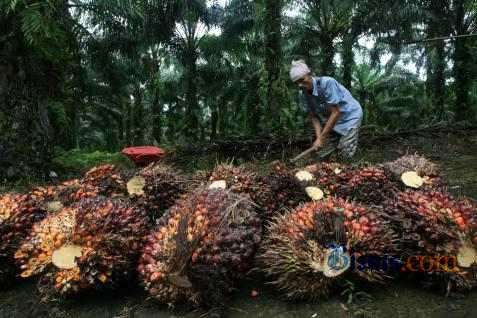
[52,149,133,174]
[1,0,477,182]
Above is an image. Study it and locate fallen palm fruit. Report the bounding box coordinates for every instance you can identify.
[257,197,396,300]
[15,197,148,297]
[138,189,261,307]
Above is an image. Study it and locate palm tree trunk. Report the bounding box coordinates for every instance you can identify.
[132,86,145,145]
[264,0,284,132]
[320,35,335,76]
[151,86,162,144]
[342,33,354,88]
[453,0,473,121]
[184,49,199,141]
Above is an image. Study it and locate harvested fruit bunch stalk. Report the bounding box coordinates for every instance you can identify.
[0,192,49,286]
[257,197,396,300]
[138,189,262,307]
[15,197,148,296]
[384,190,477,292]
[72,164,128,201]
[383,154,445,191]
[255,161,309,219]
[126,163,193,222]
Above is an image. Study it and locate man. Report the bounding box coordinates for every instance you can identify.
[290,60,363,159]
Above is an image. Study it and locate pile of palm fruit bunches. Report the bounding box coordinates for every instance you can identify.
[1,154,476,308]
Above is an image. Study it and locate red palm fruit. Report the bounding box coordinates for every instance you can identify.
[138,189,261,307]
[256,197,396,300]
[15,197,148,297]
[384,190,477,292]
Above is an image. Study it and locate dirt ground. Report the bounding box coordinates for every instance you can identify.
[1,129,477,318]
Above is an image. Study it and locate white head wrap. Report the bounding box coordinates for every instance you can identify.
[289,60,311,82]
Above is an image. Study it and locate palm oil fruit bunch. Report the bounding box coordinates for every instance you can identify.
[257,197,395,300]
[303,162,351,195]
[31,181,83,213]
[384,190,477,291]
[205,163,281,221]
[385,190,461,257]
[0,193,49,286]
[383,154,444,191]
[447,197,477,291]
[256,161,309,219]
[334,166,399,205]
[126,163,191,222]
[15,197,148,297]
[207,163,258,194]
[138,189,261,307]
[73,164,127,201]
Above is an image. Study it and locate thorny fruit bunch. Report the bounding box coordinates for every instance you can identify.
[138,189,261,306]
[15,197,148,296]
[1,192,49,285]
[130,163,191,222]
[207,163,258,195]
[303,162,351,194]
[384,190,477,291]
[255,161,309,219]
[383,154,440,179]
[335,166,399,205]
[257,197,396,300]
[385,190,463,257]
[72,164,127,201]
[383,154,444,191]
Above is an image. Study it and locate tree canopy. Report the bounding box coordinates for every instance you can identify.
[1,0,476,179]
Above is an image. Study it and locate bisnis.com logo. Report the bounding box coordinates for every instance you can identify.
[326,244,460,273]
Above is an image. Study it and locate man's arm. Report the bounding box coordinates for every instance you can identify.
[319,105,341,144]
[309,111,322,137]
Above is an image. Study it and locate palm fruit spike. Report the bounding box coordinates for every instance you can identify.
[255,161,309,220]
[257,197,396,300]
[138,189,261,307]
[73,164,127,201]
[15,197,148,297]
[383,154,444,191]
[0,193,49,287]
[384,190,477,292]
[127,163,191,222]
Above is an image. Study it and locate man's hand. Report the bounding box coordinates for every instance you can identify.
[312,137,323,150]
